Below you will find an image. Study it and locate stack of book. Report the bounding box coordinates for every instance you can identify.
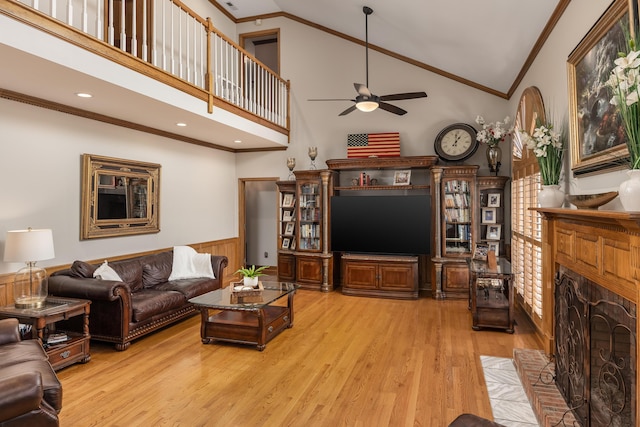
[46,333,69,345]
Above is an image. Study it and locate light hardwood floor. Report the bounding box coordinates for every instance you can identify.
[56,289,542,426]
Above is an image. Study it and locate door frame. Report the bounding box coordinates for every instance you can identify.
[238,177,279,270]
[238,29,280,75]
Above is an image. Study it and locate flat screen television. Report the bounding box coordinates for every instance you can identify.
[330,195,431,255]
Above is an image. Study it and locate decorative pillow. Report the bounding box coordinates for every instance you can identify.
[168,246,215,280]
[93,261,124,282]
[70,260,96,278]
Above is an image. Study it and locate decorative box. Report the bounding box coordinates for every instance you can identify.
[230,281,264,304]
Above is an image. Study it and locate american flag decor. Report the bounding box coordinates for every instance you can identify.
[347,132,401,158]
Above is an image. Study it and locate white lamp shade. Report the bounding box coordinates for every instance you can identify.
[4,229,55,263]
[356,100,379,112]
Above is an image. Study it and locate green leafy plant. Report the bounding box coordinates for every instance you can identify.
[606,36,640,169]
[520,119,566,185]
[234,265,269,278]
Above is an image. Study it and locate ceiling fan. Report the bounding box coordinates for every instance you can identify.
[309,6,427,116]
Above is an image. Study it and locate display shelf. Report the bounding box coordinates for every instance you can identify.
[276,181,297,281]
[476,176,509,258]
[431,165,479,299]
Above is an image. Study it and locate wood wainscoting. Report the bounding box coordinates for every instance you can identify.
[0,238,241,306]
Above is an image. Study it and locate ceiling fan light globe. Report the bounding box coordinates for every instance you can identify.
[356,100,379,112]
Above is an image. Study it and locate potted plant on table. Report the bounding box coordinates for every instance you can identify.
[520,118,567,208]
[606,36,640,210]
[235,265,269,288]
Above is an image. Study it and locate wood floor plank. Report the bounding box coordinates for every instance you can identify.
[56,289,542,426]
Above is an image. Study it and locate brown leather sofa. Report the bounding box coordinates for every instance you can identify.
[0,318,61,427]
[49,250,228,351]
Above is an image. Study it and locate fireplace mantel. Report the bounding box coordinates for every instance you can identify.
[535,207,640,426]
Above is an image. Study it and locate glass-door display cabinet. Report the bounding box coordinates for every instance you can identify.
[291,170,334,291]
[276,181,297,282]
[431,165,478,299]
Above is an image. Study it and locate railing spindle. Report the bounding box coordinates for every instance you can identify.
[119,0,125,50]
[131,0,137,57]
[108,0,114,45]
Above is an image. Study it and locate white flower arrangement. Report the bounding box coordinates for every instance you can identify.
[520,123,566,186]
[475,115,514,147]
[606,40,640,169]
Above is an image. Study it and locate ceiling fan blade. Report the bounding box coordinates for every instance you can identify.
[379,92,428,101]
[339,105,358,116]
[354,83,372,97]
[308,98,355,102]
[378,102,407,116]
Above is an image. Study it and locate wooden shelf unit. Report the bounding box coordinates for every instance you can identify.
[477,176,510,259]
[327,156,438,298]
[278,169,334,292]
[431,165,479,299]
[276,180,297,282]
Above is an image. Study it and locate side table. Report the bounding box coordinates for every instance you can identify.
[0,296,91,370]
[468,258,515,333]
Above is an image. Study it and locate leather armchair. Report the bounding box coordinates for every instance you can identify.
[0,319,61,427]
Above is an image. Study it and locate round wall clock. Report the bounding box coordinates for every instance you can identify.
[434,123,479,162]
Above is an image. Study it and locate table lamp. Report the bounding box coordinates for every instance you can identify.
[4,228,55,308]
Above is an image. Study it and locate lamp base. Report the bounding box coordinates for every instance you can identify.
[15,296,46,309]
[13,263,48,310]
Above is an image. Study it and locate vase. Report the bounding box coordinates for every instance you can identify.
[538,185,564,208]
[486,145,502,176]
[619,169,640,211]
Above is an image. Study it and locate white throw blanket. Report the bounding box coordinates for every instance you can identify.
[168,246,215,280]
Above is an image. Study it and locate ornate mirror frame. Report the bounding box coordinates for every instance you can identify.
[81,154,160,240]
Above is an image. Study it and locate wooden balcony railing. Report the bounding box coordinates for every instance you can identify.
[3,0,290,132]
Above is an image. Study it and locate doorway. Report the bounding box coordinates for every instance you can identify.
[238,178,279,274]
[239,29,280,75]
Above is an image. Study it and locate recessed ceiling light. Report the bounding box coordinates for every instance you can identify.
[234,140,242,144]
[76,93,92,98]
[176,122,187,127]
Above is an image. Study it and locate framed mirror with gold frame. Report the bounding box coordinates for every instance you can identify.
[81,154,160,239]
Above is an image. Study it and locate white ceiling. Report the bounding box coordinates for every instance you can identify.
[215,0,561,95]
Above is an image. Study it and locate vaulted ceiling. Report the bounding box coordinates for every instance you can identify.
[213,0,568,97]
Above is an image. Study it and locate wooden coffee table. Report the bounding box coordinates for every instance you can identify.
[188,282,297,351]
[0,296,91,370]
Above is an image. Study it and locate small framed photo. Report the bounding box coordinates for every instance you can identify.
[486,224,502,240]
[487,193,501,207]
[282,193,294,208]
[282,238,290,250]
[282,210,293,222]
[487,241,500,256]
[481,207,496,224]
[473,242,489,261]
[393,170,411,186]
[290,238,296,251]
[284,222,295,235]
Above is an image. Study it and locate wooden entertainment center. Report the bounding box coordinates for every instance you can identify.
[278,156,507,300]
[326,156,436,299]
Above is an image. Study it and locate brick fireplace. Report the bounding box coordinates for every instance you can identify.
[535,208,640,426]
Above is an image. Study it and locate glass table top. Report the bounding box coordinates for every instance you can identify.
[188,282,297,310]
[468,257,515,276]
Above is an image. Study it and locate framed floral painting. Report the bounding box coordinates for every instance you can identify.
[568,0,632,174]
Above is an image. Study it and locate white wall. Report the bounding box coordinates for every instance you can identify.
[508,0,629,208]
[0,98,238,274]
[234,16,511,181]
